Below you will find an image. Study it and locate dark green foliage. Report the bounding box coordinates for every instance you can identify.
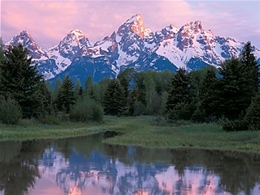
[218,57,255,119]
[74,78,82,100]
[103,79,127,116]
[36,81,52,118]
[166,68,190,112]
[88,83,101,103]
[0,96,22,124]
[56,75,75,113]
[244,91,260,130]
[216,42,259,120]
[200,68,219,118]
[0,44,46,118]
[166,68,194,120]
[191,107,206,123]
[223,119,248,132]
[119,76,129,99]
[38,114,61,125]
[168,102,195,121]
[132,100,145,116]
[239,42,259,95]
[69,97,103,122]
[84,75,93,94]
[0,38,4,87]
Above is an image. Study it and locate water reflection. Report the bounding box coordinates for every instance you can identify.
[0,134,260,195]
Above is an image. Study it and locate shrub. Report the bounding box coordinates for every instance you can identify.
[133,101,145,116]
[223,119,248,131]
[168,102,195,121]
[0,97,22,124]
[191,108,206,123]
[91,102,104,122]
[38,115,61,125]
[69,97,103,122]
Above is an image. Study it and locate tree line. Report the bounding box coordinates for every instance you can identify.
[0,40,259,130]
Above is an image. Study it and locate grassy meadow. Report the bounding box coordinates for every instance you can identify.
[0,116,260,154]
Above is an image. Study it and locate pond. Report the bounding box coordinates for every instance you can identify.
[0,133,260,195]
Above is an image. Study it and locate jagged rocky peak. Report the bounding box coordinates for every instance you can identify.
[119,14,147,39]
[61,29,92,48]
[5,30,47,59]
[7,30,36,49]
[156,24,179,41]
[180,20,204,33]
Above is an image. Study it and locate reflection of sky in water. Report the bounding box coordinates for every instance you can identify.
[0,138,260,195]
[21,146,260,195]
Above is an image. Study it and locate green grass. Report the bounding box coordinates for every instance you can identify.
[0,116,260,154]
[0,119,105,141]
[101,116,260,154]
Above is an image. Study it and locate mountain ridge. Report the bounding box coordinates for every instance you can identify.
[4,14,260,83]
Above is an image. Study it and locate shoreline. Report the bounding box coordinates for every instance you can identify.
[0,116,259,154]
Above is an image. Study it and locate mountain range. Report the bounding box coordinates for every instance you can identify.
[5,14,260,83]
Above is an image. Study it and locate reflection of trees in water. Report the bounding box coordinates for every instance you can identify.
[101,145,260,195]
[52,137,260,195]
[0,140,50,195]
[203,150,260,195]
[1,135,258,195]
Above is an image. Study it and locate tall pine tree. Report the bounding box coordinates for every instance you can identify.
[166,68,193,120]
[103,79,127,116]
[166,68,190,111]
[56,75,75,113]
[0,44,45,118]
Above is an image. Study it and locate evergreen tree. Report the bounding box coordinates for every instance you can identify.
[56,75,75,113]
[239,42,259,97]
[98,77,112,105]
[218,57,257,119]
[200,69,219,118]
[218,58,243,119]
[166,68,193,120]
[166,68,190,112]
[88,83,101,103]
[103,79,127,116]
[35,81,52,118]
[84,75,93,95]
[0,38,4,89]
[244,91,260,130]
[74,78,82,100]
[0,44,44,118]
[119,76,129,100]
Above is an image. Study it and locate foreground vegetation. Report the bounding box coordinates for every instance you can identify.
[0,116,260,154]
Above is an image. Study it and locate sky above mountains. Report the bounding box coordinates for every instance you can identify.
[1,0,260,49]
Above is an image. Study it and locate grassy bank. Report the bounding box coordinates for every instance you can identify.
[0,119,105,141]
[102,116,260,154]
[0,116,260,153]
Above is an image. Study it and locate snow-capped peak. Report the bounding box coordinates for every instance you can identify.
[69,29,85,40]
[59,29,92,49]
[181,21,204,33]
[125,14,143,25]
[123,14,147,39]
[5,30,48,60]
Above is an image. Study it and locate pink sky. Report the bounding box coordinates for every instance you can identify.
[1,0,260,49]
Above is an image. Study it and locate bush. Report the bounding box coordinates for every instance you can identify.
[133,101,145,116]
[168,102,195,121]
[91,102,104,122]
[0,97,22,124]
[191,108,206,123]
[223,119,248,131]
[38,115,61,125]
[69,97,103,122]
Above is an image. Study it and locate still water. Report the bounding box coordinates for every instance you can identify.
[0,133,260,195]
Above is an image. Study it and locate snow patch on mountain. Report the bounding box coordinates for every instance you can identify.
[4,14,260,83]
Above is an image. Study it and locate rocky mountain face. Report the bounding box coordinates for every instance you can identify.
[5,14,260,83]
